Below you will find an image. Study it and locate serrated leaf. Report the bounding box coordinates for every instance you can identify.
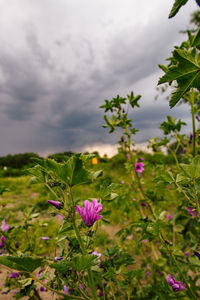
[176,172,190,183]
[179,155,200,179]
[100,183,119,201]
[158,49,200,108]
[50,255,98,272]
[18,278,33,288]
[168,0,188,18]
[192,28,200,47]
[0,256,44,272]
[189,256,200,267]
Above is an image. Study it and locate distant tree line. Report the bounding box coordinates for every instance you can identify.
[0,151,77,170]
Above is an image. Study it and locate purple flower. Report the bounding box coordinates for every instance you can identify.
[75,199,103,227]
[55,256,63,261]
[40,286,47,292]
[120,180,125,184]
[9,272,19,278]
[99,291,104,297]
[193,250,200,260]
[166,274,185,292]
[140,202,146,207]
[15,242,19,248]
[158,270,163,276]
[129,233,134,239]
[1,289,9,295]
[1,219,10,232]
[0,249,4,255]
[186,207,197,217]
[0,235,6,247]
[196,115,200,122]
[185,251,189,258]
[139,157,144,161]
[145,271,150,277]
[63,285,69,295]
[135,162,144,174]
[48,200,62,209]
[92,250,101,264]
[166,213,173,220]
[126,153,130,160]
[57,214,64,220]
[141,239,146,244]
[189,134,193,145]
[79,283,84,290]
[41,237,50,240]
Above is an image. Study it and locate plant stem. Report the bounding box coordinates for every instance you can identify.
[159,233,197,299]
[191,89,196,157]
[193,179,200,218]
[31,274,85,300]
[167,146,180,171]
[69,188,98,300]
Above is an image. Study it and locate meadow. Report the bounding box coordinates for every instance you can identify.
[0,1,200,299]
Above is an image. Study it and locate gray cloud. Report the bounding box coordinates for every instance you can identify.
[0,0,197,155]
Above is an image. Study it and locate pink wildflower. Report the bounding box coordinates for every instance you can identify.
[186,207,197,217]
[9,272,19,278]
[1,220,10,232]
[166,274,185,292]
[63,285,69,295]
[0,235,5,247]
[75,199,102,227]
[185,251,189,258]
[57,214,64,220]
[167,213,173,220]
[135,162,144,174]
[48,200,62,209]
[92,250,101,264]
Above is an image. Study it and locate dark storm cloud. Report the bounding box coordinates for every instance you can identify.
[0,0,197,155]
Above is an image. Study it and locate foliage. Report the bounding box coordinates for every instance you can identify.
[1,6,200,300]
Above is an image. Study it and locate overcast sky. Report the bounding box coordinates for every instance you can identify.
[0,0,199,156]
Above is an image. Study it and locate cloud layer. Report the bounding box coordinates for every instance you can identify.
[0,0,198,155]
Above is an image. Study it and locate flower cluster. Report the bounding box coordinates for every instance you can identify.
[166,274,185,292]
[76,199,102,227]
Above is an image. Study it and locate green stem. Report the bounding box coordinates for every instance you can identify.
[31,274,85,300]
[167,146,180,171]
[159,234,197,299]
[73,221,98,300]
[33,288,42,300]
[69,188,98,300]
[193,179,200,218]
[191,90,196,157]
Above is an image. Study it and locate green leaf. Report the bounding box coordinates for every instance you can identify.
[0,256,44,272]
[18,278,33,288]
[192,28,200,47]
[179,155,200,179]
[50,255,98,272]
[99,182,119,201]
[154,168,175,187]
[168,0,188,18]
[67,155,102,186]
[127,91,141,108]
[158,48,200,108]
[30,154,102,187]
